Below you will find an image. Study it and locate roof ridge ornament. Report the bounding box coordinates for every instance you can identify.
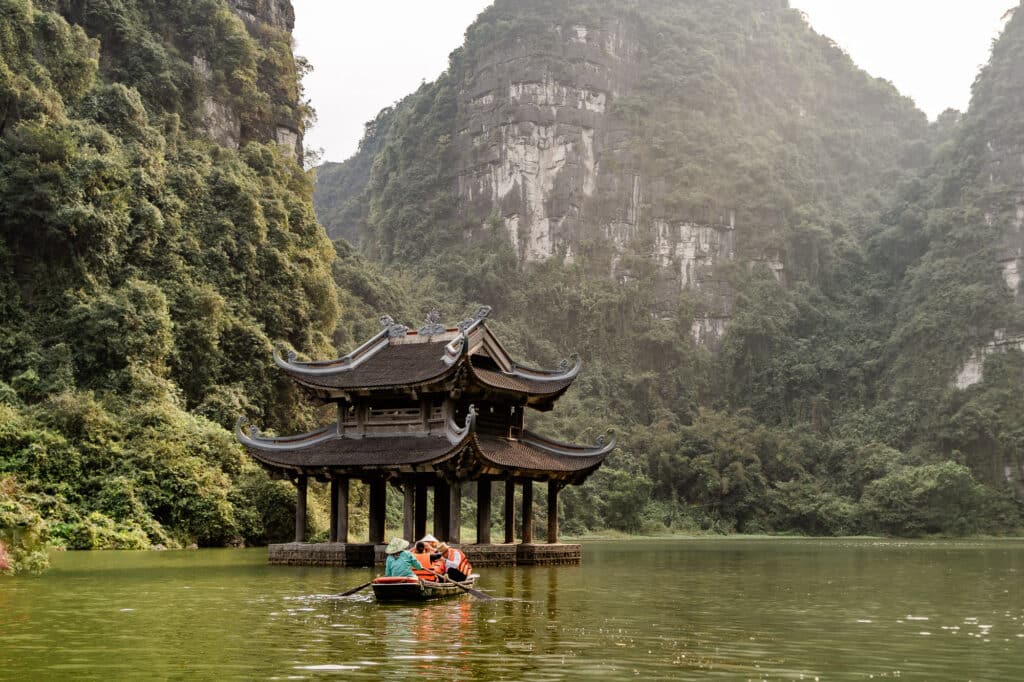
[236,415,260,440]
[419,309,445,337]
[379,314,409,339]
[456,305,492,332]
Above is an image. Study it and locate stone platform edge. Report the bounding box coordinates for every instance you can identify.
[267,542,582,567]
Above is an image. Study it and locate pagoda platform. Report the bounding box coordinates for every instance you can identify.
[266,542,582,567]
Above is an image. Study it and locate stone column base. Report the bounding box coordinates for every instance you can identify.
[461,543,519,566]
[268,542,377,567]
[516,543,582,566]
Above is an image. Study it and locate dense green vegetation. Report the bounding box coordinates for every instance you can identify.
[316,0,1024,538]
[0,0,349,572]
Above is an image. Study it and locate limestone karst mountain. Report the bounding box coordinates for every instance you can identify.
[316,0,929,345]
[314,0,1024,532]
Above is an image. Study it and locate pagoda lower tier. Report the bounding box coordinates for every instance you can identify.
[236,410,614,565]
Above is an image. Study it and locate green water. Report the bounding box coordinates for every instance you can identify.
[2,539,1023,680]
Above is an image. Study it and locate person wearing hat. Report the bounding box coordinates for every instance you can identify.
[384,538,423,577]
[431,542,473,582]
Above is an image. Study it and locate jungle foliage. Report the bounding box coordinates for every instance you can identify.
[0,0,348,570]
[314,0,1024,537]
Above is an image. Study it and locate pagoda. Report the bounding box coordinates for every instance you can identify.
[235,306,614,566]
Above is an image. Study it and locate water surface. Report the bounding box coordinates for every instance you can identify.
[2,538,1022,680]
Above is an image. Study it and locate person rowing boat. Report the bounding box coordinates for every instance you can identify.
[383,538,422,577]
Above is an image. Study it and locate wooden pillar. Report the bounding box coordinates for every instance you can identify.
[449,482,462,544]
[329,478,339,543]
[368,478,386,544]
[335,477,349,543]
[434,481,450,540]
[547,481,559,544]
[294,474,307,543]
[476,478,492,544]
[414,483,428,539]
[504,479,515,544]
[403,484,415,541]
[522,480,534,544]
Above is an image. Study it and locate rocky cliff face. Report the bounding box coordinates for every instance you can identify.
[455,20,637,263]
[451,14,748,340]
[228,0,294,31]
[316,0,928,345]
[947,7,1024,388]
[203,0,303,159]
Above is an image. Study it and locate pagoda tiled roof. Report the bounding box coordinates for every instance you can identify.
[469,363,578,399]
[235,413,614,484]
[274,308,580,403]
[474,431,610,476]
[278,339,455,390]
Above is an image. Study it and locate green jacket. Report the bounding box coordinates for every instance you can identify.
[385,550,423,577]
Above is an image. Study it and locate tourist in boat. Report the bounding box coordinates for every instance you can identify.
[384,538,423,577]
[411,541,433,567]
[410,541,441,581]
[432,542,473,582]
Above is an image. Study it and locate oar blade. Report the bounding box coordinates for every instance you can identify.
[446,577,495,601]
[462,585,495,601]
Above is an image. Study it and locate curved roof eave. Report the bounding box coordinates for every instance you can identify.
[507,353,582,382]
[233,410,478,473]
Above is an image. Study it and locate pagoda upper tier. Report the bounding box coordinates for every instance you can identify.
[274,306,580,410]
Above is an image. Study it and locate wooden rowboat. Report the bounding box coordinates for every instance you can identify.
[371,575,479,602]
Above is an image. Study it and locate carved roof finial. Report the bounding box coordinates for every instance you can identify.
[379,314,409,338]
[236,415,260,440]
[457,305,492,332]
[419,309,445,336]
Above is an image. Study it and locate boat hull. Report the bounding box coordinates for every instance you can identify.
[372,576,478,602]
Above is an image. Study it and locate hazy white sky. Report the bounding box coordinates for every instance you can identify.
[293,1,1012,163]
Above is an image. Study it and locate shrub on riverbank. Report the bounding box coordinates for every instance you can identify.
[0,476,50,574]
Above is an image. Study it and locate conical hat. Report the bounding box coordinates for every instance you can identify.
[418,534,439,544]
[384,537,409,555]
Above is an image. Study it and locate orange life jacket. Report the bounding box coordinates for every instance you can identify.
[442,548,472,577]
[411,551,433,570]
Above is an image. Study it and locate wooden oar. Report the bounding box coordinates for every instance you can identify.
[441,574,494,601]
[339,580,374,596]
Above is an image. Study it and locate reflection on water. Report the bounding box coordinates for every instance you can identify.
[1,539,1023,680]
